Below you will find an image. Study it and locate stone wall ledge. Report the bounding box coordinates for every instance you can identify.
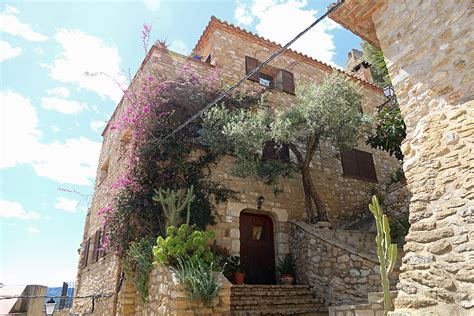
[289,221,379,263]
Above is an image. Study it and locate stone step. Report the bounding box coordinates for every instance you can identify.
[231,290,314,297]
[231,306,325,315]
[232,294,315,301]
[232,285,311,290]
[231,297,323,307]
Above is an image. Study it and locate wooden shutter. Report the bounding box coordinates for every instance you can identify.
[282,70,295,94]
[341,150,360,178]
[274,70,284,90]
[93,230,101,263]
[262,141,277,160]
[82,238,91,268]
[245,56,260,82]
[276,144,290,162]
[356,150,377,181]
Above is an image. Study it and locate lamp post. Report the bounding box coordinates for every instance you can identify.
[383,86,394,100]
[45,298,55,315]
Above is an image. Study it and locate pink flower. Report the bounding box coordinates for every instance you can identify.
[143,106,151,113]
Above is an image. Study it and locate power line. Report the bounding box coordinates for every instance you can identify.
[160,0,345,143]
[0,293,115,301]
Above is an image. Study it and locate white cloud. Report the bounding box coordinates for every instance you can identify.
[0,91,101,185]
[169,40,188,55]
[44,29,126,102]
[41,96,88,114]
[90,120,106,133]
[0,40,21,62]
[47,87,70,98]
[143,0,161,11]
[0,5,48,41]
[233,0,340,65]
[27,226,40,233]
[0,200,40,220]
[54,197,78,212]
[35,47,44,55]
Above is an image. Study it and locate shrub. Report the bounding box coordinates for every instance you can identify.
[153,223,216,268]
[123,238,155,302]
[173,257,221,307]
[277,253,296,275]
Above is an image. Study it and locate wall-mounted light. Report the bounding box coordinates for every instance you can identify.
[45,298,56,315]
[383,86,394,100]
[257,195,265,209]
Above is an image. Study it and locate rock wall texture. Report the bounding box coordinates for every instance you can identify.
[131,265,231,315]
[371,1,474,314]
[289,221,402,307]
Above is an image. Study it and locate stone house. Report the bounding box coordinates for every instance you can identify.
[72,16,404,315]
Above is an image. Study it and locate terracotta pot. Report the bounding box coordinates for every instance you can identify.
[234,272,245,285]
[281,274,295,285]
[400,176,407,185]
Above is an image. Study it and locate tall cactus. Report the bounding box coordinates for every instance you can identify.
[153,186,195,228]
[369,195,398,316]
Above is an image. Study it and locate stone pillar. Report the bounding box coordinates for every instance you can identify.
[331,0,473,315]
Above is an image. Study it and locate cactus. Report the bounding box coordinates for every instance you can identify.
[153,186,195,228]
[369,195,398,316]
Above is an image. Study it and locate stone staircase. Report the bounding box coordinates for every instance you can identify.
[230,284,326,315]
[323,229,377,255]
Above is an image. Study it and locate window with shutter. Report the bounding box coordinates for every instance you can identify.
[282,70,295,94]
[82,238,91,268]
[93,230,101,263]
[245,56,260,82]
[262,141,290,162]
[340,149,377,182]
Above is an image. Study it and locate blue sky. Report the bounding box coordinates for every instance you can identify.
[0,0,362,287]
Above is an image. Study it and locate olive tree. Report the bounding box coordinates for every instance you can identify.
[202,73,371,222]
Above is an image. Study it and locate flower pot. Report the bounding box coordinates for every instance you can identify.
[281,274,295,285]
[400,176,407,185]
[234,272,245,285]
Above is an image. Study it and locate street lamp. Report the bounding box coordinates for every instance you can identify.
[45,298,55,315]
[383,86,395,100]
[257,195,265,209]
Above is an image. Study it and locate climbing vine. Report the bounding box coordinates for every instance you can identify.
[99,63,260,299]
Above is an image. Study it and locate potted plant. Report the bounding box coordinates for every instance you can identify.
[278,254,296,285]
[227,256,245,285]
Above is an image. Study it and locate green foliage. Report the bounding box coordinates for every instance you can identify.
[153,186,195,228]
[225,255,243,274]
[153,223,216,268]
[369,196,398,315]
[203,73,368,221]
[277,253,296,275]
[123,238,155,302]
[390,213,410,246]
[362,42,391,87]
[385,168,405,188]
[173,257,222,307]
[367,105,406,161]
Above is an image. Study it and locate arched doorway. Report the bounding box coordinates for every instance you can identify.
[239,211,276,284]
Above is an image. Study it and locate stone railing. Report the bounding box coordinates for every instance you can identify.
[122,265,231,315]
[289,221,401,307]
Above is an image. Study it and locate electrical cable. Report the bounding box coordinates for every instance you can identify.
[159,0,345,143]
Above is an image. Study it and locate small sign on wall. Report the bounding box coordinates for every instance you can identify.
[225,215,233,223]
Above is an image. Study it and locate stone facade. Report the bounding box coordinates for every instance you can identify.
[330,0,473,315]
[122,265,231,315]
[73,16,401,314]
[289,221,402,307]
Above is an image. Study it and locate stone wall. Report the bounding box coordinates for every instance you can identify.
[384,182,410,218]
[289,221,402,306]
[133,265,231,315]
[330,0,473,314]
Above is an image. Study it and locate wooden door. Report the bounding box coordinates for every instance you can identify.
[239,212,276,284]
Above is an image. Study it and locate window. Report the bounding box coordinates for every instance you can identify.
[262,140,290,162]
[245,56,295,94]
[340,149,377,182]
[205,53,212,64]
[92,230,102,263]
[98,158,110,184]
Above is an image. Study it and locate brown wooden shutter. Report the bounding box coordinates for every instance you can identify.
[282,70,295,94]
[277,144,290,162]
[93,230,101,263]
[262,141,277,160]
[341,150,360,178]
[356,150,377,181]
[245,56,260,82]
[82,238,91,268]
